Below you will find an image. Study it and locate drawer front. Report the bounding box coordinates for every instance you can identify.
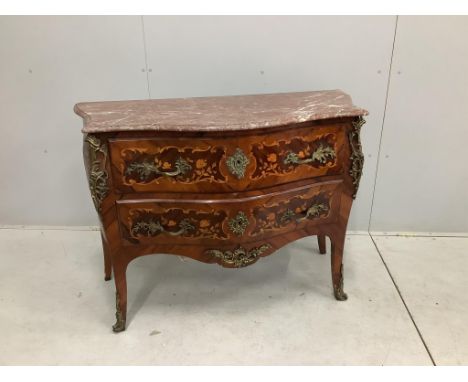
[109,124,347,193]
[116,179,342,246]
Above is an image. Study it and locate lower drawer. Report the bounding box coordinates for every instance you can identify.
[116,179,343,246]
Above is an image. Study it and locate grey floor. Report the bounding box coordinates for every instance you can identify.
[0,228,466,365]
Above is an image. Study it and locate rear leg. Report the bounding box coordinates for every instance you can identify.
[317,235,326,255]
[101,232,112,281]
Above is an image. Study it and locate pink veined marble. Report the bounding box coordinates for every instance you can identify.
[74,89,368,133]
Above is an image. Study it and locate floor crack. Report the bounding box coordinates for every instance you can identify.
[369,233,436,365]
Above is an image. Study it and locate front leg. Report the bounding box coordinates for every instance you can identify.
[112,259,128,332]
[330,230,348,301]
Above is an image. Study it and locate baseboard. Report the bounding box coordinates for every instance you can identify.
[370,231,468,238]
[0,225,100,231]
[1,225,466,238]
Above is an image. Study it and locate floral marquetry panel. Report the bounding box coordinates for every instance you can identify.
[252,133,340,179]
[121,208,228,244]
[109,138,232,193]
[250,182,342,237]
[122,146,226,184]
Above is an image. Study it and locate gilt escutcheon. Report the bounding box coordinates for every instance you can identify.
[226,148,250,179]
[228,211,249,236]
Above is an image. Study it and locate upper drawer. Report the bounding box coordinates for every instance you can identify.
[108,123,348,193]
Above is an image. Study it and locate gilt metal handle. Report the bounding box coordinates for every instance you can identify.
[131,218,195,237]
[284,144,336,166]
[281,203,329,224]
[296,203,329,222]
[125,157,192,180]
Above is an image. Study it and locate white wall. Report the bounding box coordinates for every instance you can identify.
[369,16,468,233]
[0,16,148,226]
[0,16,466,233]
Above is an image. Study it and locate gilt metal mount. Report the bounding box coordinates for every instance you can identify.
[333,264,348,301]
[112,291,126,333]
[85,135,109,211]
[206,244,271,268]
[348,117,365,199]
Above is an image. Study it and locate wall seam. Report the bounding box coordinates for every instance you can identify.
[140,16,151,99]
[367,15,399,232]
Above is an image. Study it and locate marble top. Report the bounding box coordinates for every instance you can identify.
[74,90,368,133]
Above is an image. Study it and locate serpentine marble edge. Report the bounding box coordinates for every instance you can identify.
[74,90,368,133]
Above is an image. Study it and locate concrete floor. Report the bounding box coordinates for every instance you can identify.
[0,228,466,365]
